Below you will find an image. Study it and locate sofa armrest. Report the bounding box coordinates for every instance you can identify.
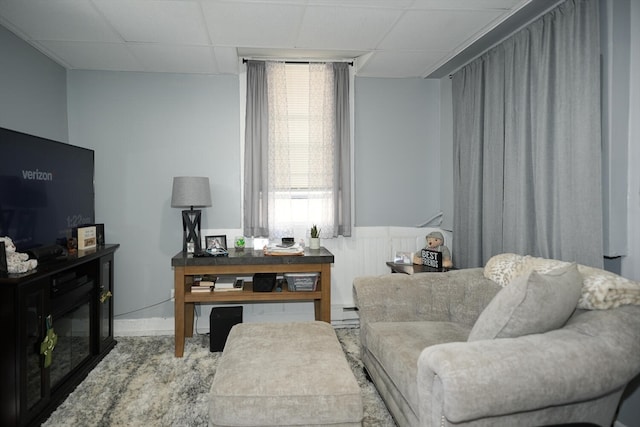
[417,306,640,423]
[353,268,499,327]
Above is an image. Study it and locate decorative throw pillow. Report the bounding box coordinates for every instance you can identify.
[483,253,526,287]
[468,263,582,341]
[578,268,640,310]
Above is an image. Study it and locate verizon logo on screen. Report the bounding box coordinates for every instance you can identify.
[22,169,53,181]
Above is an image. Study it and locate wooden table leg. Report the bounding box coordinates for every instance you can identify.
[317,263,331,322]
[185,303,195,338]
[174,267,185,357]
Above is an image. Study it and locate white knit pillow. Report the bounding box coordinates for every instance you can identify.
[483,253,526,287]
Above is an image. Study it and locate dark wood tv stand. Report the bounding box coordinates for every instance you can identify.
[0,244,119,427]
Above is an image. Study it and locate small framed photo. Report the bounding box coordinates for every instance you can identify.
[394,251,413,265]
[205,235,227,250]
[76,225,97,250]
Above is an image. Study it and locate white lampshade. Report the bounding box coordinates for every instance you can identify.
[171,177,212,208]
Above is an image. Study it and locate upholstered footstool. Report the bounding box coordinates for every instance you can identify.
[209,321,363,427]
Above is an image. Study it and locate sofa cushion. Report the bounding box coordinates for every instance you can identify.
[364,321,470,417]
[468,263,582,340]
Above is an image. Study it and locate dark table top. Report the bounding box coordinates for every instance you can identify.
[172,247,334,267]
[1,244,120,284]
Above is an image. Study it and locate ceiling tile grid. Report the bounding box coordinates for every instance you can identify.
[0,0,544,78]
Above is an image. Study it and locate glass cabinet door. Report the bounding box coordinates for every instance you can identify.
[97,253,115,352]
[19,278,49,423]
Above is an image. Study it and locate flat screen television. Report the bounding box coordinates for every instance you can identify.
[0,127,95,252]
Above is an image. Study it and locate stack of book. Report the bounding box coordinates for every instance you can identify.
[263,242,304,256]
[214,277,244,292]
[191,275,216,293]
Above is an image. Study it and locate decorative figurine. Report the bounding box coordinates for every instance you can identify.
[413,231,453,268]
[0,236,38,273]
[67,237,78,254]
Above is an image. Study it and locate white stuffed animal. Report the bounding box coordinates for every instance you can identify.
[0,236,38,274]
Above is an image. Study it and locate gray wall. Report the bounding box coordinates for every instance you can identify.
[67,70,241,319]
[64,71,443,319]
[354,77,441,227]
[0,25,67,141]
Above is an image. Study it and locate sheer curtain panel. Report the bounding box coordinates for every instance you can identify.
[452,0,602,268]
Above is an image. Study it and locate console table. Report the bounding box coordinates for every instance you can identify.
[171,247,334,357]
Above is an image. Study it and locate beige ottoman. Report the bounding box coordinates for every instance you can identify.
[209,321,363,427]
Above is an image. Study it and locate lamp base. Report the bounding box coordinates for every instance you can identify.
[182,209,202,253]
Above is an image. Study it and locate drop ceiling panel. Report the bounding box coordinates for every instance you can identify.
[410,0,524,10]
[93,0,210,45]
[37,40,143,71]
[308,0,414,8]
[0,0,120,42]
[129,44,217,74]
[201,2,305,48]
[379,9,505,51]
[297,5,402,50]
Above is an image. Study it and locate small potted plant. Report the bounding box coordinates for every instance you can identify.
[309,224,321,249]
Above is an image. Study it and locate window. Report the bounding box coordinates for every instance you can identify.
[244,61,351,239]
[267,63,335,237]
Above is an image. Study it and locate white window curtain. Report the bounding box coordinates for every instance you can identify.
[452,0,602,268]
[267,62,336,238]
[243,61,351,239]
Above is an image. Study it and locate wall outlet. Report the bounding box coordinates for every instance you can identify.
[170,289,175,301]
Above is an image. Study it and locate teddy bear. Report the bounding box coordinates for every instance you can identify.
[413,231,453,268]
[0,236,38,274]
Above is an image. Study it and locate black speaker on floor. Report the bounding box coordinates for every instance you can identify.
[209,306,243,352]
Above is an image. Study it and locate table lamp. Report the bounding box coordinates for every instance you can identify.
[171,176,212,253]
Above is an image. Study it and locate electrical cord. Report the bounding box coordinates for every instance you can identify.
[114,297,172,318]
[114,296,209,347]
[194,307,209,336]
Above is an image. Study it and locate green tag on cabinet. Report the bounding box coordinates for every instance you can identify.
[40,315,58,368]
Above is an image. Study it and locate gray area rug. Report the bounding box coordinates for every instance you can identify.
[43,327,396,426]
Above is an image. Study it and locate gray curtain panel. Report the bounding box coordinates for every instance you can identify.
[243,60,270,238]
[452,0,602,268]
[333,62,352,237]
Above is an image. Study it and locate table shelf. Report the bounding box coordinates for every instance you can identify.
[185,282,322,303]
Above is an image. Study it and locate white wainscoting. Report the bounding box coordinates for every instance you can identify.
[115,226,451,336]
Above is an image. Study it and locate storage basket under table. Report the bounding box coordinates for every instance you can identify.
[284,272,319,291]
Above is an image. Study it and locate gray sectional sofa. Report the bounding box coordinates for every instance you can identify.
[353,254,640,427]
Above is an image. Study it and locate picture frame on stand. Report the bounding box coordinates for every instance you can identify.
[205,235,227,251]
[393,251,413,265]
[76,225,97,250]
